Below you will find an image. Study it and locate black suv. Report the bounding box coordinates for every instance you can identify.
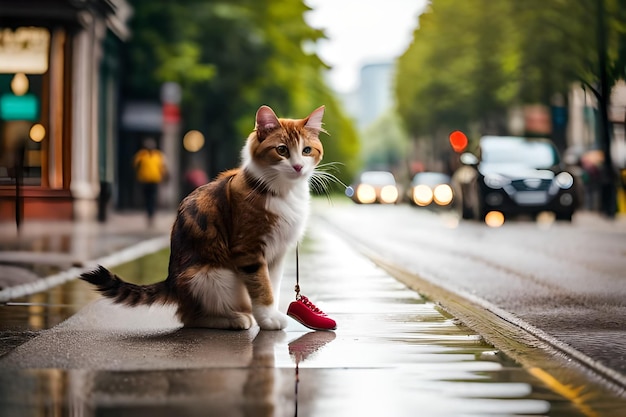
[451,136,579,221]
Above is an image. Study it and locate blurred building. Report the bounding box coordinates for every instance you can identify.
[568,81,626,169]
[0,0,131,222]
[359,62,394,129]
[340,61,395,131]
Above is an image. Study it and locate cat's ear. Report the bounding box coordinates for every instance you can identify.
[255,105,280,141]
[305,106,326,134]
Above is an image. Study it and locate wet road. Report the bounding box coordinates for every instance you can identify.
[318,201,626,390]
[1,205,625,415]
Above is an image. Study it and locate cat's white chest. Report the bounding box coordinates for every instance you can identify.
[264,185,310,262]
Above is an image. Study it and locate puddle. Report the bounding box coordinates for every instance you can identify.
[0,233,623,416]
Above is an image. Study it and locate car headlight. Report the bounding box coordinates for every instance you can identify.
[380,185,399,204]
[413,184,433,206]
[356,184,377,204]
[484,173,510,189]
[555,172,574,189]
[433,184,453,205]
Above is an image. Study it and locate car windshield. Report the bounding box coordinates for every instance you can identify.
[412,172,450,186]
[480,137,559,169]
[360,171,396,185]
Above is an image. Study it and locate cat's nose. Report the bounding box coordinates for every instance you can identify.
[292,164,303,173]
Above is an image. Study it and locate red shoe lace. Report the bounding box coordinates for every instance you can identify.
[299,295,327,316]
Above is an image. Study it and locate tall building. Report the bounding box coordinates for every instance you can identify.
[337,62,395,131]
[357,62,394,130]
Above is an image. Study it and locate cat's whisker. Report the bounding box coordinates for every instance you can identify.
[313,169,348,189]
[310,175,332,202]
[310,166,351,203]
[310,175,330,193]
[316,161,344,174]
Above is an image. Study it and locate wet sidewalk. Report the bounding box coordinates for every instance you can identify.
[0,211,176,301]
[0,212,625,415]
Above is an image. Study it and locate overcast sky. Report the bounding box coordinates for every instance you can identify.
[305,0,428,93]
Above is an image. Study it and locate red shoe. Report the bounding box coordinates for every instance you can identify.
[287,295,337,331]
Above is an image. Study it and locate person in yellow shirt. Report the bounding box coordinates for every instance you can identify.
[133,138,168,225]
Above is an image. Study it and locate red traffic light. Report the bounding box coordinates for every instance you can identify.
[449,130,468,153]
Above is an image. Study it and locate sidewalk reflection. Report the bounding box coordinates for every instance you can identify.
[288,331,336,417]
[0,295,337,416]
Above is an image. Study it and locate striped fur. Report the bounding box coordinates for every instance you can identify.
[81,105,326,330]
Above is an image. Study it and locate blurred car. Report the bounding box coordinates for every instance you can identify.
[408,172,454,208]
[349,171,399,204]
[451,136,579,221]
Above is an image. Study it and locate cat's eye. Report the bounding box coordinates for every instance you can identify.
[276,145,289,156]
[303,146,312,155]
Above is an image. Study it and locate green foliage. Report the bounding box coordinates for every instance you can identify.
[396,0,626,142]
[396,0,518,138]
[607,0,626,81]
[361,110,409,170]
[121,0,359,181]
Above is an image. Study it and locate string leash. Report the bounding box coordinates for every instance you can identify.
[287,242,337,331]
[294,243,301,300]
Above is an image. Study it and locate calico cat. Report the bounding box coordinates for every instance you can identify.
[81,105,327,330]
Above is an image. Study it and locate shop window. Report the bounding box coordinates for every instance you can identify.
[0,27,49,186]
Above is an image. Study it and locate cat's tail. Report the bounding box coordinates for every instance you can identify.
[80,265,175,306]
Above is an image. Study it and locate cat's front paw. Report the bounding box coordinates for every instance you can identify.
[253,305,289,330]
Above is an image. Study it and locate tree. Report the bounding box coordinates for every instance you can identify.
[396,0,626,215]
[361,110,409,171]
[121,0,359,185]
[396,0,626,144]
[396,0,519,139]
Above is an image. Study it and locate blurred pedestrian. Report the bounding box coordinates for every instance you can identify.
[580,150,603,211]
[133,138,168,225]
